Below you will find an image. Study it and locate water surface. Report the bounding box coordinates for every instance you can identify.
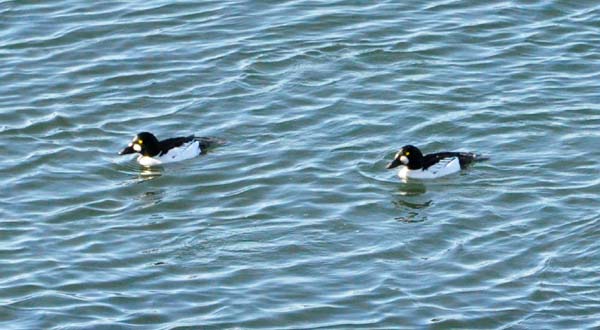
[1,1,600,329]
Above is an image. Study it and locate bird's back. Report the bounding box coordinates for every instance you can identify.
[424,152,482,170]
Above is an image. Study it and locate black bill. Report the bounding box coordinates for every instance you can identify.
[119,145,135,155]
[386,157,402,169]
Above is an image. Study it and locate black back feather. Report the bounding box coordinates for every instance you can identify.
[156,135,226,156]
[157,135,195,156]
[423,152,485,170]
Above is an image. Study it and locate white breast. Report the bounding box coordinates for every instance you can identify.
[137,141,201,166]
[398,157,461,179]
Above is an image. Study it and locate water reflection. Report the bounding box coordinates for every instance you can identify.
[138,166,162,182]
[396,180,427,196]
[392,198,432,223]
[132,167,165,207]
[115,158,164,184]
[392,182,431,223]
[136,189,165,208]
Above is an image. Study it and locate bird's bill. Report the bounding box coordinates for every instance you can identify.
[386,157,402,169]
[119,145,135,155]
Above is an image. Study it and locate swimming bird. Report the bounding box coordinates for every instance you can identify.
[386,145,486,179]
[119,132,223,166]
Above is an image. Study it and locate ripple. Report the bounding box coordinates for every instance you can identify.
[2,0,600,329]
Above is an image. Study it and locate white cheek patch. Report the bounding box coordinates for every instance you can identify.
[133,144,142,152]
[400,155,409,164]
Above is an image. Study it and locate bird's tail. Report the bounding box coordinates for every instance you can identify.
[457,152,489,168]
[472,153,490,162]
[196,137,226,152]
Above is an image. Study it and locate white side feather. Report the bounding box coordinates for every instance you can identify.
[398,157,461,179]
[137,141,201,166]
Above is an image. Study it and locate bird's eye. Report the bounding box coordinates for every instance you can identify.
[138,139,143,145]
[405,151,410,156]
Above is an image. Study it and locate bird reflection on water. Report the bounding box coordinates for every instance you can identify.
[138,166,162,182]
[137,189,165,208]
[392,181,431,223]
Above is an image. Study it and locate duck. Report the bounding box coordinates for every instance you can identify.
[386,145,487,179]
[118,131,223,166]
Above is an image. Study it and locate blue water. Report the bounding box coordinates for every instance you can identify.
[1,1,600,329]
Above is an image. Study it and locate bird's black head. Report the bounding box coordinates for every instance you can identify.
[119,132,161,157]
[386,145,424,170]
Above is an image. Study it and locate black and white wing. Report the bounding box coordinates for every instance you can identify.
[424,156,459,175]
[157,135,195,156]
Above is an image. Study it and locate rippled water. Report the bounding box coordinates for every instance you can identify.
[2,1,600,329]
